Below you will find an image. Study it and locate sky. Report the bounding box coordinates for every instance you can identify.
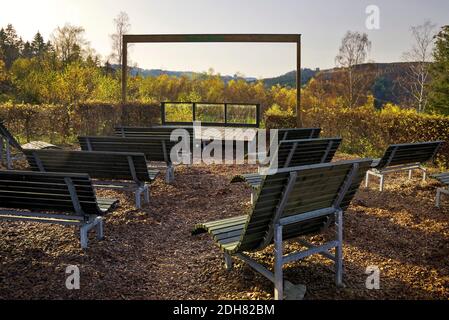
[1,0,448,78]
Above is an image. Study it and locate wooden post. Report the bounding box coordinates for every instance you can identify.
[296,35,302,127]
[121,39,127,103]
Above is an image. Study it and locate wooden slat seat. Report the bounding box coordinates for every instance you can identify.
[78,136,187,183]
[193,159,373,300]
[114,125,210,155]
[23,149,159,208]
[365,141,444,191]
[0,170,118,249]
[114,125,201,150]
[247,128,322,160]
[434,172,449,184]
[232,138,342,198]
[276,128,321,140]
[432,172,449,208]
[114,126,194,138]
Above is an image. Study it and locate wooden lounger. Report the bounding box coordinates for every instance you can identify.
[193,159,372,300]
[78,136,187,183]
[275,128,321,140]
[0,170,118,249]
[114,125,194,138]
[232,138,342,202]
[247,127,322,160]
[365,141,444,191]
[24,149,159,208]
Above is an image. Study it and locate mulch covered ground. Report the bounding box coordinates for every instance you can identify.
[0,154,448,300]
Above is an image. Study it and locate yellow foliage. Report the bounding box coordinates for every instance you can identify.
[266,104,449,167]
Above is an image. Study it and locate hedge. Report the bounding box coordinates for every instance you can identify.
[2,102,448,167]
[0,102,161,145]
[266,105,449,168]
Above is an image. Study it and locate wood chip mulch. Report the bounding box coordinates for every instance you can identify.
[0,155,448,300]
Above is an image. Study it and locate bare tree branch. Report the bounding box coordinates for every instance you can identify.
[335,31,372,108]
[110,12,131,66]
[399,20,436,113]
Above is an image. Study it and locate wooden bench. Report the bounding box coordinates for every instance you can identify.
[275,128,321,140]
[0,120,59,169]
[365,141,444,191]
[232,137,342,202]
[432,172,449,208]
[193,159,372,300]
[247,127,321,160]
[114,125,194,138]
[114,125,210,153]
[24,149,159,208]
[0,170,118,249]
[78,136,187,183]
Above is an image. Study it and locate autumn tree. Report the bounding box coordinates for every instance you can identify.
[51,24,88,65]
[429,25,449,115]
[401,21,436,113]
[335,31,372,108]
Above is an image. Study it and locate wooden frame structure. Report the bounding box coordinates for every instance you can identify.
[121,34,302,125]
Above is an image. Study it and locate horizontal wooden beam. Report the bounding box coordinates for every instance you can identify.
[123,34,300,43]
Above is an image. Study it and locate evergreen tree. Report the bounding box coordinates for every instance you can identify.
[103,60,116,76]
[372,77,395,109]
[429,25,449,115]
[22,41,33,58]
[31,32,49,57]
[0,24,23,69]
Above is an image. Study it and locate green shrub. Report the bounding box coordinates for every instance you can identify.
[265,104,449,167]
[0,102,160,145]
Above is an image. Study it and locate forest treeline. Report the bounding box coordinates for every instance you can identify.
[1,22,448,116]
[1,19,449,166]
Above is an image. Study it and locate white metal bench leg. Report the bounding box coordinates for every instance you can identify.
[165,170,170,183]
[224,253,233,270]
[135,185,150,209]
[144,185,150,204]
[80,225,89,249]
[335,210,344,287]
[165,164,175,184]
[96,217,104,240]
[250,189,257,204]
[436,189,441,208]
[274,224,283,300]
[365,171,369,188]
[80,217,103,249]
[366,170,384,191]
[408,169,413,180]
[379,174,385,192]
[422,167,427,181]
[436,188,449,208]
[135,188,142,209]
